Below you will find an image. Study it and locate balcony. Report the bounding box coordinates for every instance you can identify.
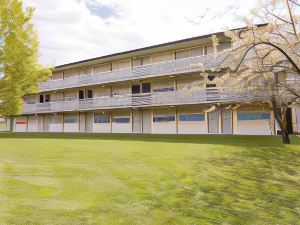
[22,89,269,114]
[39,52,230,92]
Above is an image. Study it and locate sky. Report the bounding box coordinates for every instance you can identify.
[23,0,257,67]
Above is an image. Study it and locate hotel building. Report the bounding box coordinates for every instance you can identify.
[3,31,300,135]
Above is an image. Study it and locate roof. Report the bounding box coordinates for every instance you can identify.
[54,24,268,71]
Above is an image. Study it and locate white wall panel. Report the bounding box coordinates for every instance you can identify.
[237,120,272,135]
[112,59,131,71]
[79,113,86,132]
[132,110,141,133]
[15,116,27,132]
[152,110,176,134]
[86,112,94,133]
[142,110,151,133]
[151,52,174,63]
[49,115,63,132]
[111,111,131,133]
[93,123,111,133]
[27,116,38,132]
[64,124,79,132]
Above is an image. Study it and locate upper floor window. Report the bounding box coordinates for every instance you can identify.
[132,56,151,67]
[175,45,213,60]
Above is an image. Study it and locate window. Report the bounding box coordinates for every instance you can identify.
[153,87,174,92]
[142,83,151,93]
[112,117,130,123]
[45,95,50,102]
[64,115,77,123]
[39,95,44,103]
[50,115,62,124]
[190,47,203,57]
[204,45,213,55]
[79,90,85,100]
[237,112,270,121]
[87,90,93,99]
[175,49,190,60]
[179,114,205,121]
[153,115,175,122]
[94,114,110,123]
[132,85,141,94]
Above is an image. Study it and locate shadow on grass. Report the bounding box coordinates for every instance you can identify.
[0,132,299,146]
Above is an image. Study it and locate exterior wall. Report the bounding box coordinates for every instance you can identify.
[151,52,174,63]
[111,110,131,133]
[79,113,86,132]
[0,117,11,132]
[292,105,300,133]
[94,87,111,97]
[86,112,94,132]
[152,109,176,134]
[51,71,63,80]
[152,80,175,92]
[64,91,77,101]
[93,112,111,133]
[142,110,151,133]
[38,116,44,132]
[15,116,27,132]
[51,93,64,102]
[112,59,131,71]
[177,109,206,134]
[63,113,79,132]
[27,116,38,132]
[43,115,50,132]
[112,85,130,96]
[49,114,63,132]
[132,109,142,133]
[176,76,204,91]
[236,107,273,135]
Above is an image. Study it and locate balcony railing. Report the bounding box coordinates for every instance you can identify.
[38,52,230,92]
[22,89,269,114]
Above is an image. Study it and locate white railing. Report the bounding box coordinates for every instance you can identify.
[22,89,268,114]
[38,52,230,92]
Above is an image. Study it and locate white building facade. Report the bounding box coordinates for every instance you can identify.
[9,32,300,135]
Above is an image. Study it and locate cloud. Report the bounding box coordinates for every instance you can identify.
[24,0,256,66]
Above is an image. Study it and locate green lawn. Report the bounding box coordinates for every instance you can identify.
[0,133,300,225]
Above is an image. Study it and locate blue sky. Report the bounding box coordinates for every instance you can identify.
[24,0,256,66]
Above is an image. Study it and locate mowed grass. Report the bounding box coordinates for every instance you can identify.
[0,133,300,225]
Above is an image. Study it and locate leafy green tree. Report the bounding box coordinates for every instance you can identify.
[0,0,51,116]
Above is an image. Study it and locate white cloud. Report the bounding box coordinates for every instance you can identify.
[24,0,256,66]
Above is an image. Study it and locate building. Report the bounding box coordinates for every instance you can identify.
[8,31,300,135]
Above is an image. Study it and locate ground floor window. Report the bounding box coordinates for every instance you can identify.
[64,115,77,123]
[237,112,270,121]
[112,117,130,123]
[179,114,205,121]
[153,115,175,122]
[51,115,62,124]
[94,114,110,123]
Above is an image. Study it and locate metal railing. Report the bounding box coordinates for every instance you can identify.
[22,89,269,114]
[38,52,230,92]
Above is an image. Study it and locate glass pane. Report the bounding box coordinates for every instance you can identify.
[179,114,205,121]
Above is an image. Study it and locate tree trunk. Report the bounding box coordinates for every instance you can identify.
[271,96,290,144]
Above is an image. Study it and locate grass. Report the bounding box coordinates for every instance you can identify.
[0,133,300,225]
